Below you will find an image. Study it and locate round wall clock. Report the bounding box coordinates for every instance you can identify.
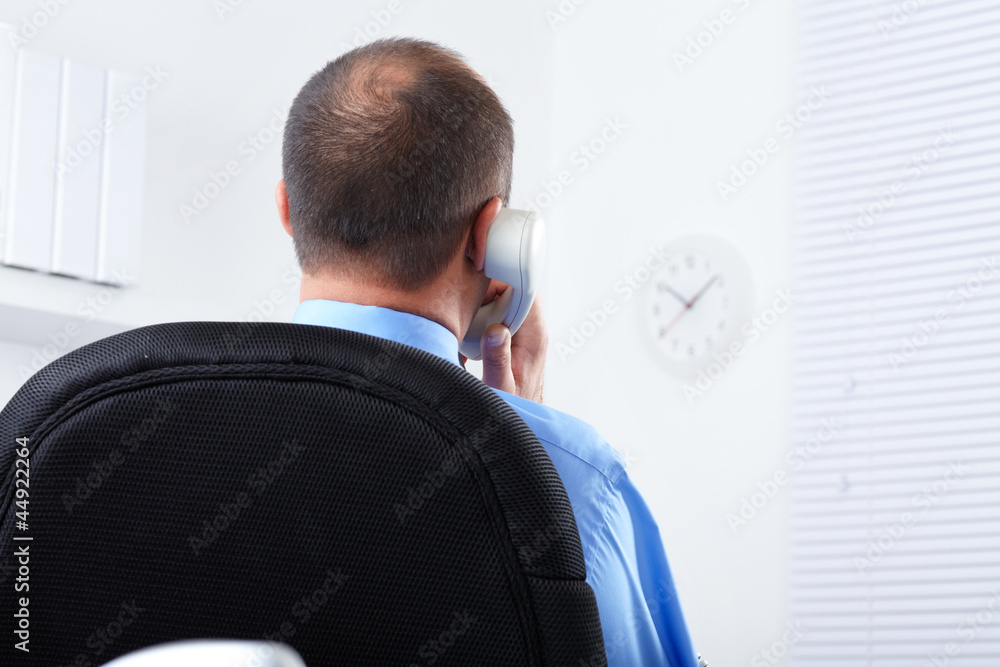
[645,234,754,370]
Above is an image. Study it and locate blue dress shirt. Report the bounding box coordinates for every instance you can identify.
[292,299,699,667]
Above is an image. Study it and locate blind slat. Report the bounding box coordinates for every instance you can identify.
[791,1,1000,664]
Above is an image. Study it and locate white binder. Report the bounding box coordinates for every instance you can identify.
[4,48,62,272]
[52,59,106,280]
[96,70,146,286]
[0,23,18,253]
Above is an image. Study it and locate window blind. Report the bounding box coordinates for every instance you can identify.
[790,0,1000,664]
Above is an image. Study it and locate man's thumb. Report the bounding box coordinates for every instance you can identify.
[481,324,516,394]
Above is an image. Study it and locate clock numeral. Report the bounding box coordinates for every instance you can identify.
[643,242,750,364]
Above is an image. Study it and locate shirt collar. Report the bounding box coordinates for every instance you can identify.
[291,299,462,367]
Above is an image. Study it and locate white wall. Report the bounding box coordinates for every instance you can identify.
[0,1,795,663]
[539,1,796,664]
[0,0,553,395]
[0,338,36,403]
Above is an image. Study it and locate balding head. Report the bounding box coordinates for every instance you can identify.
[282,38,514,289]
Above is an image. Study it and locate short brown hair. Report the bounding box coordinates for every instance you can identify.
[281,38,514,289]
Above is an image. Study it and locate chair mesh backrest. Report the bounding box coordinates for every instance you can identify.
[0,322,606,666]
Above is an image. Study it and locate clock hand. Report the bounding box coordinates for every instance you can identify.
[662,285,689,305]
[686,274,719,309]
[658,307,689,339]
[658,275,719,339]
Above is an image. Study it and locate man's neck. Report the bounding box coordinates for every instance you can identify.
[298,272,472,341]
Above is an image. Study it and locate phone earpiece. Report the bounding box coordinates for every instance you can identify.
[459,209,546,361]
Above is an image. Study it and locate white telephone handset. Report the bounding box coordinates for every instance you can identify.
[459,208,546,361]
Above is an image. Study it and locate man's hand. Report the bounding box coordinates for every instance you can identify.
[479,294,548,403]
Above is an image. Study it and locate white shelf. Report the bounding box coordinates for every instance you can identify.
[0,263,222,348]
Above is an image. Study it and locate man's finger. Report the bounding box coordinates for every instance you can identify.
[480,323,516,394]
[482,280,509,305]
[507,297,547,403]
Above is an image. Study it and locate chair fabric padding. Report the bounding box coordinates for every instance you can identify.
[0,322,606,666]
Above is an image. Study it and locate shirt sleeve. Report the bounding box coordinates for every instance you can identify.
[582,470,700,667]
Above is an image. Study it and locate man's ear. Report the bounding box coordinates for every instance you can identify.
[467,197,503,271]
[276,179,293,238]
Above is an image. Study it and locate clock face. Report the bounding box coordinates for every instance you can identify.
[645,237,753,367]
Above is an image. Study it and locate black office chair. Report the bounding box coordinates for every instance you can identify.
[0,322,607,666]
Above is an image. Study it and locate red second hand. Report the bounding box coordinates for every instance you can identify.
[659,302,691,339]
[658,275,719,339]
